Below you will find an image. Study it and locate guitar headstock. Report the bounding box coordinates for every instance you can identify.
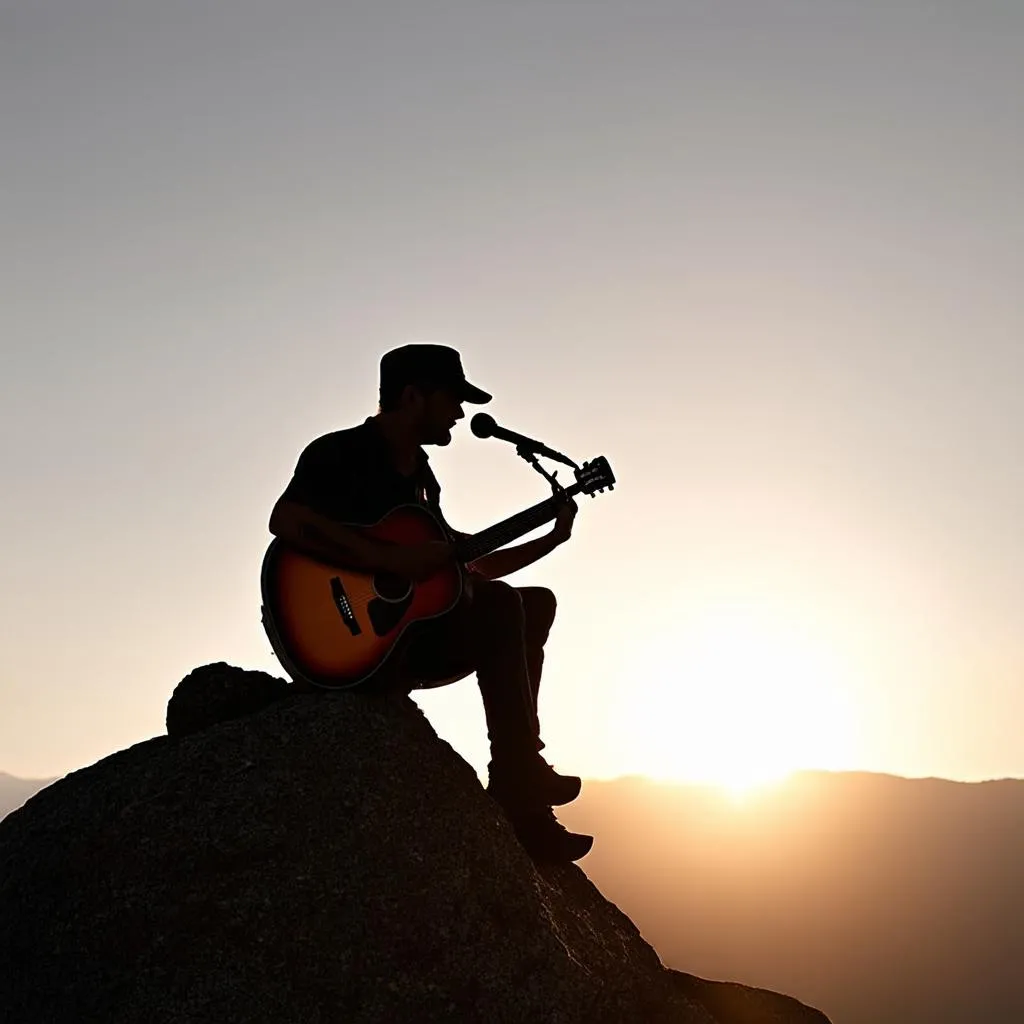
[574,456,616,497]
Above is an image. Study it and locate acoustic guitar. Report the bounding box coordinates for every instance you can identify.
[260,456,615,690]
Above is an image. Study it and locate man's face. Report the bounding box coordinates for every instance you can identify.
[418,386,465,445]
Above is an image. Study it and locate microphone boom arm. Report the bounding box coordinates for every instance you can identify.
[516,445,569,497]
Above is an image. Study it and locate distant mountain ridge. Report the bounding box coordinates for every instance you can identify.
[0,772,55,820]
[558,770,1024,1024]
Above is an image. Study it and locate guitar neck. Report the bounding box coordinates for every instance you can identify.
[455,483,584,564]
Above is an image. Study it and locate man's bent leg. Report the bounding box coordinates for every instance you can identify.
[471,582,579,814]
[468,580,542,767]
[403,580,541,764]
[406,579,592,862]
[408,580,577,801]
[472,584,591,861]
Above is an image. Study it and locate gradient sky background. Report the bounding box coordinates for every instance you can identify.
[2,2,1022,785]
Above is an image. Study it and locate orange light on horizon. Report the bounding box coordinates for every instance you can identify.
[611,596,861,792]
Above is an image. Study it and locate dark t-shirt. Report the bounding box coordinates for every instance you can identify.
[279,418,444,526]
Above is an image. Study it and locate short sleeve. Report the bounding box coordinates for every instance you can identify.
[278,434,358,522]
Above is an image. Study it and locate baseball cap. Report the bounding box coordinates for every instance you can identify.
[379,344,492,404]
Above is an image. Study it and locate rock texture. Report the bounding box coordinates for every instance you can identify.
[0,664,831,1024]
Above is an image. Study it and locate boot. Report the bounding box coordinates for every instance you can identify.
[508,807,594,863]
[486,754,582,809]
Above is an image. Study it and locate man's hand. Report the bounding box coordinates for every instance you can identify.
[467,499,577,580]
[389,540,456,582]
[550,496,578,546]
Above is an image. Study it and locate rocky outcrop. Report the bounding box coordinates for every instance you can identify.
[166,661,290,737]
[0,664,831,1024]
[0,772,56,821]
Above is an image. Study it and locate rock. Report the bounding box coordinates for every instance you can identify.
[0,772,56,821]
[166,661,290,736]
[0,664,832,1024]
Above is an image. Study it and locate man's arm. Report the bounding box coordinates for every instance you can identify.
[269,499,453,582]
[467,499,577,581]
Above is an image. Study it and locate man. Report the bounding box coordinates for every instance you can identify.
[268,344,593,863]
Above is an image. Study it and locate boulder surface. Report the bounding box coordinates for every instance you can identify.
[0,663,831,1024]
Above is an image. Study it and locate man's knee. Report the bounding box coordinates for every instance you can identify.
[472,578,525,624]
[519,586,557,642]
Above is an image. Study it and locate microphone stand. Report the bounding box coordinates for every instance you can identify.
[516,445,578,498]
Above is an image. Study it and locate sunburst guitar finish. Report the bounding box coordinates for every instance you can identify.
[261,505,462,690]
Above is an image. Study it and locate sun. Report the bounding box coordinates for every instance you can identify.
[613,598,859,794]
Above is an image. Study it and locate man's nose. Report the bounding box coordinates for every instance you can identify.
[455,405,465,420]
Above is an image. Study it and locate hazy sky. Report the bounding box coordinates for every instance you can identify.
[2,2,1022,786]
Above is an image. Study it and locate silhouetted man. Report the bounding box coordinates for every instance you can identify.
[268,344,593,862]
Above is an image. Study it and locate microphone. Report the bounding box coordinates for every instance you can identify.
[470,413,577,468]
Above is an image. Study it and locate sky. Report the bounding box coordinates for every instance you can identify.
[2,1,1022,787]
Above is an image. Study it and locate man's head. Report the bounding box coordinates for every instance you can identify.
[378,344,491,445]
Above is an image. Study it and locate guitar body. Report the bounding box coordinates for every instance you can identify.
[261,504,463,691]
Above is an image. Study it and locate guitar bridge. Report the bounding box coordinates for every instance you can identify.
[330,577,362,636]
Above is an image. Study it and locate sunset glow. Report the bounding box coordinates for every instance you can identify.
[616,600,859,792]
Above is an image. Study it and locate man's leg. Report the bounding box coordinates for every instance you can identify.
[405,579,591,861]
[465,579,542,767]
[517,586,557,750]
[407,579,543,767]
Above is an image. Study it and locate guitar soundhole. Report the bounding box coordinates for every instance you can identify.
[373,572,412,602]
